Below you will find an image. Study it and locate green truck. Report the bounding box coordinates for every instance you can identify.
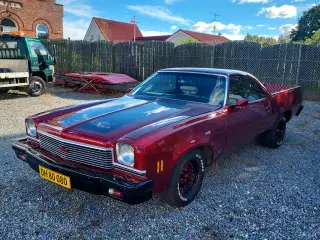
[0,34,56,96]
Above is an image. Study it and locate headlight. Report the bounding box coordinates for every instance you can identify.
[116,143,134,167]
[26,119,37,137]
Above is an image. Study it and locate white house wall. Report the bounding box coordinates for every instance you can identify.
[166,31,197,46]
[84,20,104,41]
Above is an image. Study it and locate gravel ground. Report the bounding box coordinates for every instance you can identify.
[0,87,319,240]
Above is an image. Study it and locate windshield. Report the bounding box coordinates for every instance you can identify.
[132,72,227,106]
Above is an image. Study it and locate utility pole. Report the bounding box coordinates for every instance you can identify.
[133,22,139,42]
[134,24,136,42]
[130,16,138,42]
[211,13,220,35]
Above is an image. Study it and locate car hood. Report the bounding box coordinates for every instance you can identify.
[40,95,220,143]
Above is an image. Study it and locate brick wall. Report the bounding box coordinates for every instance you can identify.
[0,0,63,39]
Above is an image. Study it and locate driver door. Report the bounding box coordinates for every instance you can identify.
[26,39,49,72]
[224,74,272,152]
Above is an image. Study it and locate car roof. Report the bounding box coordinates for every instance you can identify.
[159,68,251,76]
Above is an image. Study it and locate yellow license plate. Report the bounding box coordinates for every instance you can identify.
[39,166,71,189]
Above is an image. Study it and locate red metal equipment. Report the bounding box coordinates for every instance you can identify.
[56,72,138,94]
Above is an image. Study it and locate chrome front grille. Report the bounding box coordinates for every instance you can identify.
[38,131,114,170]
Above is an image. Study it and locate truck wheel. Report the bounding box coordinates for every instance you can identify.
[258,116,287,149]
[160,150,205,207]
[28,76,46,97]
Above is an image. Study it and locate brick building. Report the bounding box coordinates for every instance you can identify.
[0,0,63,39]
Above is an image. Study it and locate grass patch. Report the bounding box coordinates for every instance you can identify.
[295,122,309,128]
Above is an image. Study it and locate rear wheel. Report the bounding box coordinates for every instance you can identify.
[160,150,205,207]
[258,116,287,149]
[28,76,46,97]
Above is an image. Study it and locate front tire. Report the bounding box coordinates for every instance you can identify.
[160,150,205,207]
[28,76,46,97]
[258,116,287,149]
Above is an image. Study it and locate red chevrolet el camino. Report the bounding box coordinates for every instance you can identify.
[12,68,303,207]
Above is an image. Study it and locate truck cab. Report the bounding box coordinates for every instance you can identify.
[0,31,56,96]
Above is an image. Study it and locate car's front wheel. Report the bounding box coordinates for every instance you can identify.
[160,150,205,207]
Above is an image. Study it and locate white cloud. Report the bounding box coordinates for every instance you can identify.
[56,0,98,18]
[222,34,245,40]
[171,25,178,30]
[63,18,90,40]
[233,0,270,3]
[164,0,183,4]
[192,21,242,35]
[268,27,277,30]
[292,0,307,2]
[141,30,173,36]
[257,24,265,27]
[127,5,191,26]
[258,5,297,18]
[279,24,298,35]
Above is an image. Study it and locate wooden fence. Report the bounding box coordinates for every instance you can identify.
[43,39,320,100]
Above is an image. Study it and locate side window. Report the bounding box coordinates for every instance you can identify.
[29,41,49,62]
[245,76,265,102]
[29,41,48,56]
[0,41,18,49]
[228,75,265,105]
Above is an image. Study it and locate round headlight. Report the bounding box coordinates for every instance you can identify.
[116,143,134,167]
[26,119,37,137]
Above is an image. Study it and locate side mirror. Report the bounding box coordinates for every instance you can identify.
[125,88,133,94]
[236,98,248,107]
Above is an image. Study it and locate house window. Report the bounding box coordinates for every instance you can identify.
[0,18,18,33]
[36,24,49,38]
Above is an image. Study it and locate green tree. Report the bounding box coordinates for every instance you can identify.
[291,4,320,41]
[244,34,277,47]
[178,38,200,45]
[304,29,320,47]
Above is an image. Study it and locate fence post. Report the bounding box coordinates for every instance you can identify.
[282,44,288,85]
[151,41,154,74]
[296,40,302,86]
[112,41,115,73]
[210,44,215,68]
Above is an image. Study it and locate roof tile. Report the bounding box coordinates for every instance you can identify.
[94,17,143,42]
[180,30,229,45]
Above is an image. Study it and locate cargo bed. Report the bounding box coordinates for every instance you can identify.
[264,83,303,114]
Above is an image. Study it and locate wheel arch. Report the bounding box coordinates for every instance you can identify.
[283,110,292,122]
[32,72,47,82]
[176,143,214,167]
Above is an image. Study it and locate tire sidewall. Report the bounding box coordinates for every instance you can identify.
[29,76,46,97]
[172,150,205,206]
[274,116,286,147]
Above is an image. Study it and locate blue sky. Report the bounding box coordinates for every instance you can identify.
[56,0,319,40]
